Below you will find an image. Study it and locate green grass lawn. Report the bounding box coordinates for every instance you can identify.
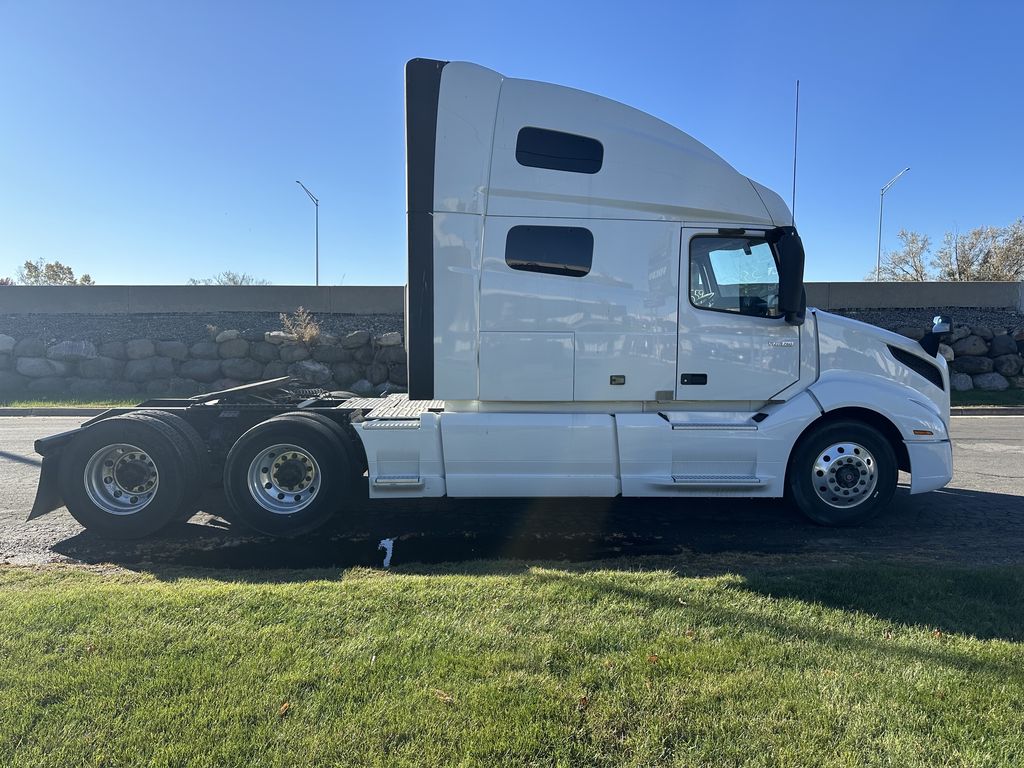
[1,562,1022,767]
[0,398,138,409]
[951,389,1024,407]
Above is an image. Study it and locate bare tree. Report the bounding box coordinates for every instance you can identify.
[990,217,1024,281]
[17,258,94,285]
[866,229,932,281]
[187,271,270,286]
[933,226,1007,281]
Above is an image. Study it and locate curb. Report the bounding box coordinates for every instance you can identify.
[950,407,1024,416]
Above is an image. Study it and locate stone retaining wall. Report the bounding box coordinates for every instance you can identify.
[0,311,403,346]
[833,308,1024,391]
[890,322,1024,392]
[0,308,1021,400]
[0,325,408,399]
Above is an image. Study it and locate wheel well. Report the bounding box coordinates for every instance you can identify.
[793,407,910,473]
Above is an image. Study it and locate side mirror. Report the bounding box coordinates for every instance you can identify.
[920,315,952,356]
[770,226,806,326]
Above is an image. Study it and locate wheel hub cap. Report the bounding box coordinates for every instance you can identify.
[811,441,877,509]
[83,443,159,516]
[247,443,320,515]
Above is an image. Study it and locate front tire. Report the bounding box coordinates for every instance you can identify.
[787,419,897,526]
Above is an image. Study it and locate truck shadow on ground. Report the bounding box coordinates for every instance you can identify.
[47,486,1024,642]
[50,485,1023,576]
[47,488,1024,643]
[52,494,799,570]
[536,566,1024,646]
[735,565,1024,642]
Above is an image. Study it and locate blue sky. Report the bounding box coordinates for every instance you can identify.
[1,0,1022,285]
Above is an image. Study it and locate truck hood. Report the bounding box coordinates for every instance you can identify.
[814,310,931,355]
[813,309,950,420]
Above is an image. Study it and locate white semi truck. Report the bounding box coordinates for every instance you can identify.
[29,59,953,538]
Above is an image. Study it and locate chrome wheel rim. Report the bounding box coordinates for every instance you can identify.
[83,443,160,516]
[246,443,320,515]
[811,442,877,508]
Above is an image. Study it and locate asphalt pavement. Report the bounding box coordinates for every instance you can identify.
[1,416,1022,571]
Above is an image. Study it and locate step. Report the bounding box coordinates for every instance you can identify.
[670,474,762,487]
[660,411,759,431]
[360,420,422,430]
[373,475,424,487]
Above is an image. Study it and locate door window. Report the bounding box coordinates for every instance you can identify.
[689,236,782,318]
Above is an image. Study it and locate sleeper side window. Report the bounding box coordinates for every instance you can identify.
[505,225,593,278]
[515,127,603,174]
[689,236,782,318]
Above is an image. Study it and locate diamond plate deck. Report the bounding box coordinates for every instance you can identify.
[341,394,445,419]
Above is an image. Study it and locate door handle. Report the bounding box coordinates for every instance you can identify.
[679,373,708,385]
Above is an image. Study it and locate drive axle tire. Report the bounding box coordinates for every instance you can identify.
[787,419,897,527]
[57,415,189,539]
[124,410,210,520]
[223,414,354,537]
[277,411,366,487]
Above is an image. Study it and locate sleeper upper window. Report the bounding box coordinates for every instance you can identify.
[515,127,603,174]
[505,225,593,278]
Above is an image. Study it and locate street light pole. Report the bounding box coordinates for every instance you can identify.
[875,167,910,281]
[295,180,319,286]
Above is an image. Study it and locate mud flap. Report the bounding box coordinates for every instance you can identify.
[28,454,64,520]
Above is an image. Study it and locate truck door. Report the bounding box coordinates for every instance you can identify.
[677,228,800,401]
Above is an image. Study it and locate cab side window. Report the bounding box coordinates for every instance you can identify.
[689,236,782,318]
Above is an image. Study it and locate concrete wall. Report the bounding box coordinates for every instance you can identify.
[1,282,1021,314]
[0,285,405,314]
[803,282,1024,311]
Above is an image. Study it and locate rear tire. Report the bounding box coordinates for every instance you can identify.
[124,410,209,520]
[57,415,189,539]
[222,414,354,537]
[276,411,366,488]
[787,419,897,526]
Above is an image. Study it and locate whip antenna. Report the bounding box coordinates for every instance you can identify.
[791,79,800,223]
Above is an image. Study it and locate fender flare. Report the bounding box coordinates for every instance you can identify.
[809,373,948,441]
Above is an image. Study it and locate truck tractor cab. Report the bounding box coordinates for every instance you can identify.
[29,59,952,539]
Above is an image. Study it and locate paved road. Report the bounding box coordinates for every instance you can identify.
[1,416,1021,570]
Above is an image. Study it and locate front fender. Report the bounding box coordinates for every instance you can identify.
[809,373,953,494]
[809,372,948,441]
